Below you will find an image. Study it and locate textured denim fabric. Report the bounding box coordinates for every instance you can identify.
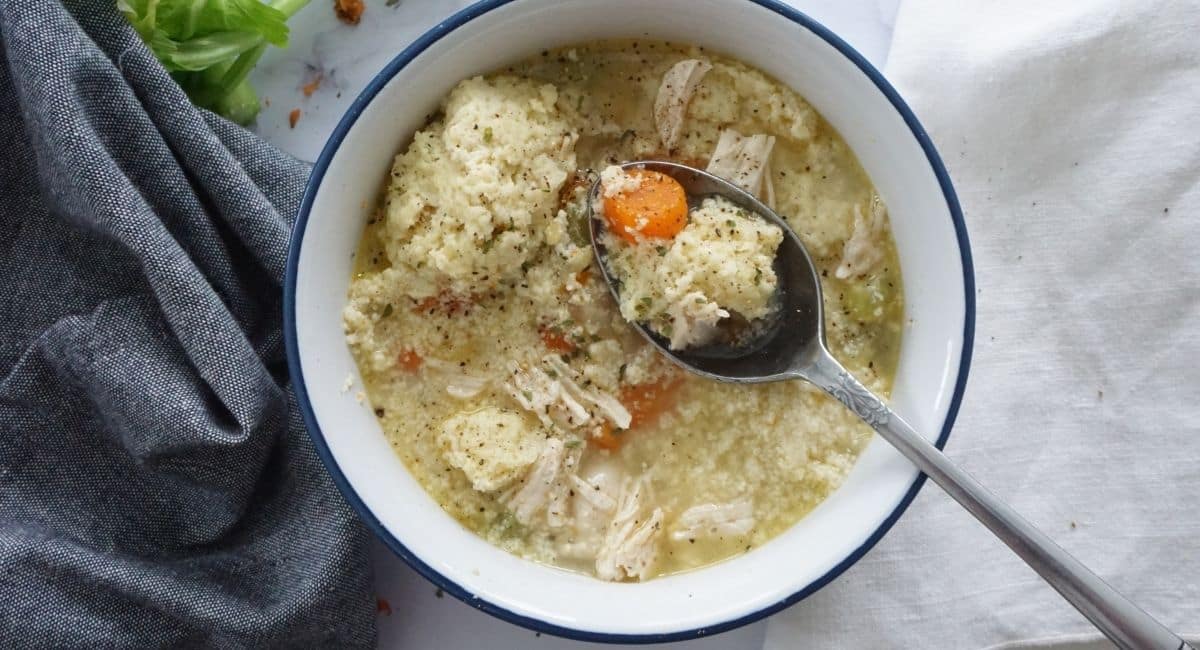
[0,1,375,646]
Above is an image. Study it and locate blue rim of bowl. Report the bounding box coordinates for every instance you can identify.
[284,0,976,643]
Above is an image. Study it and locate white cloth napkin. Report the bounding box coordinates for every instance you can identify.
[766,0,1200,647]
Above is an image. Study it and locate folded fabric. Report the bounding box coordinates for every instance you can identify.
[767,0,1200,646]
[0,1,374,646]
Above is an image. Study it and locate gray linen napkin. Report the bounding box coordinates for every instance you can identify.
[0,1,375,646]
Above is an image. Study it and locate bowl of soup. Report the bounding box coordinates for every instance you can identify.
[285,0,974,641]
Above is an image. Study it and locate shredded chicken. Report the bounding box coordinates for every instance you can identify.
[595,476,664,581]
[706,129,777,207]
[671,500,756,542]
[653,59,712,152]
[546,443,583,529]
[664,289,730,350]
[502,438,565,525]
[505,360,591,429]
[497,436,584,528]
[445,377,488,399]
[501,357,628,528]
[554,460,624,561]
[423,358,489,399]
[505,356,631,432]
[762,156,776,207]
[571,474,617,513]
[835,195,887,279]
[544,356,632,429]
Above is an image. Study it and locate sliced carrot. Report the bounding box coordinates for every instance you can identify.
[603,170,688,243]
[591,422,623,451]
[620,375,683,430]
[539,326,575,354]
[397,349,423,373]
[591,375,684,451]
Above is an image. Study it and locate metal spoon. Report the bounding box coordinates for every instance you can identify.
[588,160,1191,650]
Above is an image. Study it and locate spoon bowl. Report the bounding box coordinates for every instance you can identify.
[587,160,826,382]
[587,160,1190,650]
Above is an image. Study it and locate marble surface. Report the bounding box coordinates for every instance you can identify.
[251,1,899,647]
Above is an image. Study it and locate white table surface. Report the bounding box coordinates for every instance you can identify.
[251,1,900,647]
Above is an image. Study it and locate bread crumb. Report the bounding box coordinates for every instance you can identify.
[288,108,301,129]
[302,73,323,97]
[334,0,364,24]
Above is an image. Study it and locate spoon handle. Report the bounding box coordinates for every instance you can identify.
[806,351,1191,650]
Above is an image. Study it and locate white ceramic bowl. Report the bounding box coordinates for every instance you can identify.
[285,0,975,642]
